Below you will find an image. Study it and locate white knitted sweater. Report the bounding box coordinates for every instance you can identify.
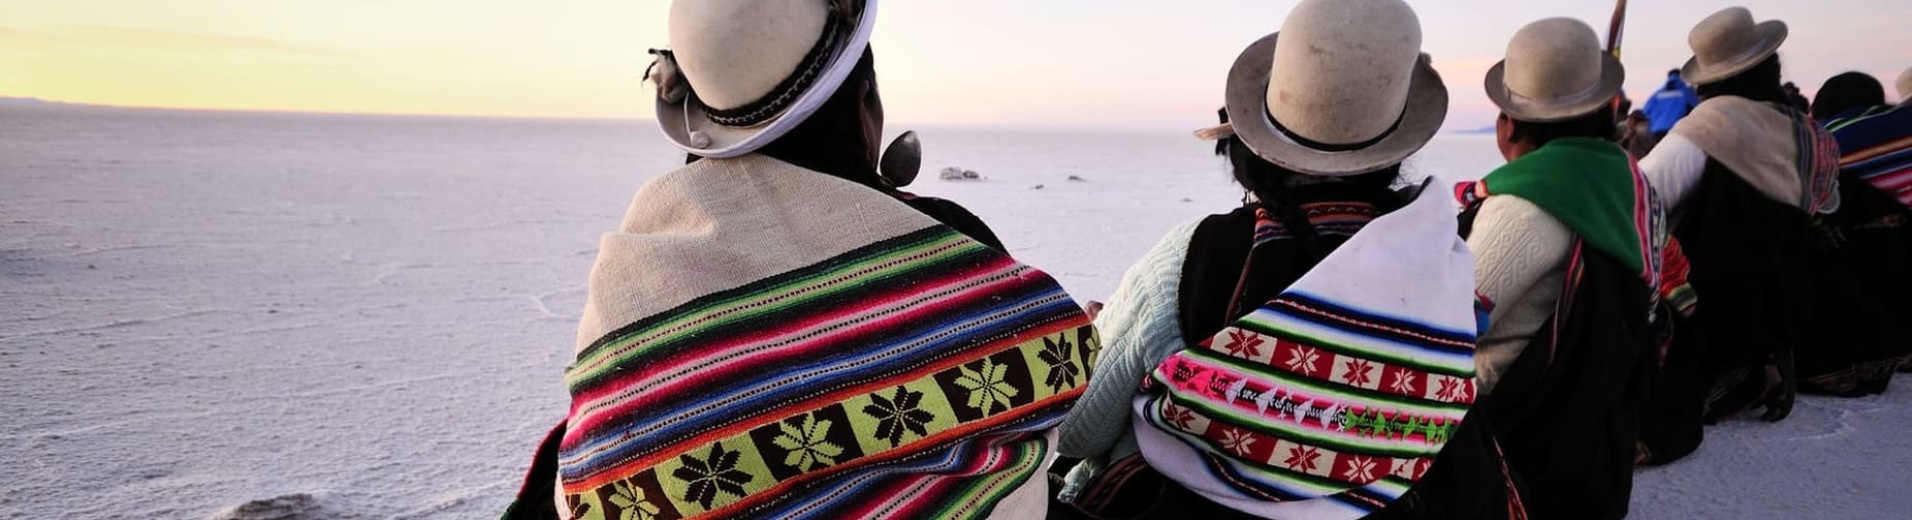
[1056,220,1198,459]
[1468,195,1575,396]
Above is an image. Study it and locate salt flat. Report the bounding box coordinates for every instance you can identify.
[1,106,1906,519]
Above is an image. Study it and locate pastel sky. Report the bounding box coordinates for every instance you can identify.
[2,0,1907,130]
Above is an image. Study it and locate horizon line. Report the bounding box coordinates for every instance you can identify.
[1,95,1503,133]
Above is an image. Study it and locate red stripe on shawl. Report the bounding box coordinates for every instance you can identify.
[565,257,1023,421]
[568,248,1012,390]
[566,238,988,378]
[1544,242,1590,368]
[1627,158,1657,285]
[1873,167,1912,191]
[1841,135,1912,166]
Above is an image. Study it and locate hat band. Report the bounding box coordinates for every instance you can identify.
[704,1,851,128]
[1507,76,1609,110]
[1267,106,1407,153]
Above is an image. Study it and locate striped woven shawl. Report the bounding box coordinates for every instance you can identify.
[1827,104,1912,209]
[1132,186,1483,519]
[1672,96,1842,214]
[558,155,1095,519]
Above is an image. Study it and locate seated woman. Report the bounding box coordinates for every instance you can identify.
[1463,18,1665,519]
[1053,1,1520,518]
[1640,8,1843,423]
[506,1,1097,518]
[1798,72,1912,394]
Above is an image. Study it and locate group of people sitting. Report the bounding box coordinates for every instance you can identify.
[503,1,1912,519]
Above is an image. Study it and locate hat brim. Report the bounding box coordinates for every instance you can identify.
[1681,20,1787,87]
[1484,53,1625,123]
[656,0,880,159]
[1225,32,1449,177]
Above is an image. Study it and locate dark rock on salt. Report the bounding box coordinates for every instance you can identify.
[208,493,329,520]
[939,167,983,181]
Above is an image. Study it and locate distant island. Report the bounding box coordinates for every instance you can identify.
[1449,125,1496,134]
[0,96,64,107]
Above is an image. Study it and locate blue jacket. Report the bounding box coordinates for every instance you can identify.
[1644,74,1700,133]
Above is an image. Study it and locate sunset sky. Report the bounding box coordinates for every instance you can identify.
[2,0,1907,130]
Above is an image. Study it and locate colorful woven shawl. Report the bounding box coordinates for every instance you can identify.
[558,155,1096,519]
[1827,104,1912,209]
[1672,96,1842,214]
[1131,186,1482,519]
[1252,202,1382,243]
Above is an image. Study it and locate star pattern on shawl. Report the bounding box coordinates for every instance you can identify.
[863,385,936,448]
[1163,403,1198,432]
[1341,455,1379,484]
[1218,427,1258,457]
[671,442,754,510]
[1342,358,1376,387]
[1285,346,1323,376]
[1436,377,1471,402]
[566,494,596,520]
[1387,367,1420,395]
[1221,328,1265,360]
[1038,335,1081,393]
[608,479,663,520]
[771,413,845,471]
[955,358,1019,416]
[1283,445,1323,474]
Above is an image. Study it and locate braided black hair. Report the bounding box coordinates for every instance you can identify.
[1212,108,1402,260]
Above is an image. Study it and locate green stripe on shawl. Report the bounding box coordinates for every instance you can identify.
[1482,137,1644,274]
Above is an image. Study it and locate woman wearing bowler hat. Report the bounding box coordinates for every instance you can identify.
[1055,1,1522,518]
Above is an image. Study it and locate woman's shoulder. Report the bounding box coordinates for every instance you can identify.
[893,194,1007,252]
[1141,217,1209,272]
[1478,195,1569,227]
[1189,205,1258,246]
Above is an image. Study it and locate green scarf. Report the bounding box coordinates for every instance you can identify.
[1480,137,1650,275]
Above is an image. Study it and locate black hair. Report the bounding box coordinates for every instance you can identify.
[1783,82,1811,112]
[1507,105,1620,147]
[1213,108,1402,259]
[1696,54,1790,106]
[688,47,884,189]
[1811,72,1886,122]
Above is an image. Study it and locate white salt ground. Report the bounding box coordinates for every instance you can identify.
[1,106,1906,519]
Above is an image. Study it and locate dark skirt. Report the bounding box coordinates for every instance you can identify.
[1636,306,1706,466]
[1475,249,1655,520]
[1674,163,1816,422]
[1796,177,1912,395]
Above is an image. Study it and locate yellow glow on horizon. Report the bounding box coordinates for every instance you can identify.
[5,1,1908,126]
[0,1,669,119]
[0,1,1260,125]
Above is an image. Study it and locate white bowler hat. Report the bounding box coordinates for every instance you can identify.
[1680,7,1788,87]
[1485,18,1625,123]
[648,0,878,158]
[1218,0,1448,176]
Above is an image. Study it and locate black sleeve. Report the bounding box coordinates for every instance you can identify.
[1177,207,1259,347]
[898,196,1008,253]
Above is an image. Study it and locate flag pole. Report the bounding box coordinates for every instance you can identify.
[1607,0,1630,112]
